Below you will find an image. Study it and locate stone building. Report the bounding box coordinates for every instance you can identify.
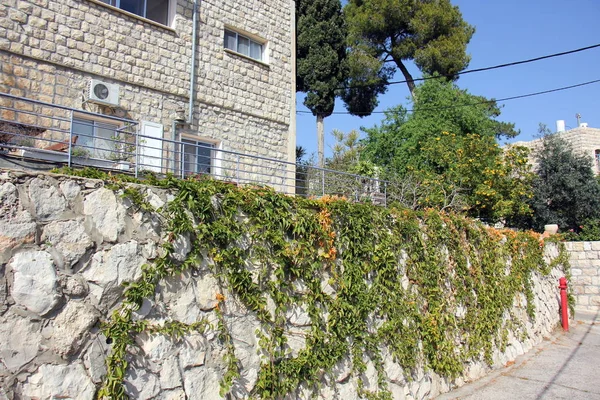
[513,124,600,174]
[0,0,296,183]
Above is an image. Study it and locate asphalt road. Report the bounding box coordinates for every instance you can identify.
[436,310,600,400]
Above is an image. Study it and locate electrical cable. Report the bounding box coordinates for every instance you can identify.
[342,43,600,90]
[297,78,600,116]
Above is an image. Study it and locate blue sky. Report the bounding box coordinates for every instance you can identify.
[296,0,600,159]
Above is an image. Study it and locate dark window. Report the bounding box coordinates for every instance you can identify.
[100,0,169,25]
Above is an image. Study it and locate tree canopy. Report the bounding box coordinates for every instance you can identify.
[296,0,346,116]
[361,79,531,222]
[362,78,519,173]
[297,0,391,166]
[296,0,347,166]
[344,0,475,97]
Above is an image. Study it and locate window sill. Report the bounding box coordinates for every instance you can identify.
[86,0,176,33]
[224,49,270,69]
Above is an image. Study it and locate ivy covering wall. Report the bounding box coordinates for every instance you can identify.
[56,169,569,400]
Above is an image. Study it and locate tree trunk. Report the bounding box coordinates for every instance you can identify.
[317,114,324,168]
[392,56,416,99]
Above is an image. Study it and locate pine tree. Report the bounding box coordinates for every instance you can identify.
[296,0,347,167]
[345,0,475,98]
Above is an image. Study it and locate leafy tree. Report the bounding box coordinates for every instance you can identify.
[361,79,531,222]
[526,129,600,232]
[416,132,533,222]
[363,79,518,173]
[327,129,362,171]
[344,0,475,98]
[340,44,393,116]
[326,129,381,177]
[297,0,390,166]
[295,146,310,197]
[296,0,347,167]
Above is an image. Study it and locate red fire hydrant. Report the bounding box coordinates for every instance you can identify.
[559,277,569,331]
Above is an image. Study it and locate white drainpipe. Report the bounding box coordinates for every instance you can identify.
[188,0,200,125]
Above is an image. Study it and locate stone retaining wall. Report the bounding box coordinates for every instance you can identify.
[0,170,566,399]
[564,241,600,312]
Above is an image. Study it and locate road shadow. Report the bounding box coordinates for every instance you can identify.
[534,309,599,399]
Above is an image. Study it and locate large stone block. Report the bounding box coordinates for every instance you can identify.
[28,177,67,221]
[0,310,42,372]
[125,367,161,400]
[20,363,95,399]
[0,182,36,260]
[571,243,585,252]
[83,188,126,243]
[41,219,93,267]
[49,300,99,357]
[160,357,183,390]
[81,241,144,308]
[9,250,61,315]
[178,333,207,370]
[83,337,108,383]
[581,268,598,276]
[59,180,81,201]
[577,296,590,306]
[183,367,222,400]
[0,209,36,261]
[590,296,600,306]
[584,286,600,295]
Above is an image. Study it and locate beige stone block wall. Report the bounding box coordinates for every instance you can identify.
[564,241,600,312]
[513,127,600,174]
[0,0,293,166]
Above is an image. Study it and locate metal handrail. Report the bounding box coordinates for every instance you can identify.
[0,93,389,205]
[0,92,138,124]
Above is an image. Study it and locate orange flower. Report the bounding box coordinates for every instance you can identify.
[216,293,225,302]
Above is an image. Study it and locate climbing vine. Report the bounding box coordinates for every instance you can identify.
[53,168,570,399]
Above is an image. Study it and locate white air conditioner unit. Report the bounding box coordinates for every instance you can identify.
[88,79,120,106]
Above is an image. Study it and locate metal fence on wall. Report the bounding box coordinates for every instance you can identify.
[0,93,388,205]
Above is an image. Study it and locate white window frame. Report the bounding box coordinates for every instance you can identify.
[91,0,175,28]
[179,135,221,177]
[71,115,121,160]
[224,27,268,63]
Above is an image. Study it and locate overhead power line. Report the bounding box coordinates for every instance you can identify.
[342,43,600,90]
[298,78,600,116]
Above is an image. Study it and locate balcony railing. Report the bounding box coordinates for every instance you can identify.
[0,93,388,205]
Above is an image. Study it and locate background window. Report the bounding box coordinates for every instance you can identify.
[250,41,262,60]
[224,29,264,61]
[72,118,118,159]
[100,0,169,25]
[224,30,237,51]
[182,138,214,175]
